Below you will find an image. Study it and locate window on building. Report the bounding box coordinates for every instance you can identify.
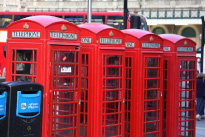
[153,27,165,34]
[182,27,196,37]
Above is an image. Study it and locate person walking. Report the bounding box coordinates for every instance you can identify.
[196,73,205,121]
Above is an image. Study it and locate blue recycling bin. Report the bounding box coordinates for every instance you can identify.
[0,90,8,137]
[0,82,43,137]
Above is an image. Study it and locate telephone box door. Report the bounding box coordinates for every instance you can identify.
[142,54,163,137]
[49,46,80,137]
[178,57,196,137]
[100,50,125,137]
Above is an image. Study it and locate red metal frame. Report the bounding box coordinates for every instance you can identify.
[49,46,81,137]
[160,34,197,137]
[79,23,125,137]
[122,29,164,137]
[6,16,82,137]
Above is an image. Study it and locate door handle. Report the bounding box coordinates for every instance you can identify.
[123,98,125,104]
[78,99,81,105]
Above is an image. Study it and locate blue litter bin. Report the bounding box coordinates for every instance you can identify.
[0,90,8,137]
[0,82,43,137]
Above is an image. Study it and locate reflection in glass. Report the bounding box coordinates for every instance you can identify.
[146,58,158,67]
[147,69,158,78]
[146,122,158,133]
[146,90,158,99]
[147,79,158,89]
[146,111,158,121]
[53,91,74,103]
[106,79,120,89]
[106,67,119,77]
[145,101,158,110]
[58,51,75,63]
[106,90,119,101]
[57,78,74,89]
[16,76,32,82]
[106,55,120,65]
[16,50,33,61]
[16,63,32,75]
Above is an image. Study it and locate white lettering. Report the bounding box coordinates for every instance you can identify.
[100,38,122,44]
[61,67,71,73]
[50,32,77,40]
[12,31,40,38]
[177,47,193,52]
[81,38,92,43]
[142,43,161,48]
[163,46,171,51]
[28,103,39,109]
[125,42,135,47]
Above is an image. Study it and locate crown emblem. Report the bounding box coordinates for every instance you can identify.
[109,31,114,36]
[23,23,29,29]
[61,24,67,31]
[184,40,187,46]
[150,36,154,41]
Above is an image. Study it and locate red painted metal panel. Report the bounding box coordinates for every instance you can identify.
[160,34,197,137]
[123,29,163,137]
[79,23,125,137]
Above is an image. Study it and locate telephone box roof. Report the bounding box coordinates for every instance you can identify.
[7,15,68,28]
[78,23,113,34]
[122,29,152,39]
[159,34,185,44]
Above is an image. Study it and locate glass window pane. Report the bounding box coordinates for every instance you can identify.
[57,77,75,89]
[16,63,32,75]
[64,16,84,25]
[14,15,32,21]
[85,15,105,24]
[16,76,32,82]
[146,58,158,67]
[53,91,74,103]
[146,122,158,133]
[58,51,75,63]
[107,16,124,30]
[106,55,120,65]
[16,50,33,61]
[0,15,12,28]
[50,15,62,18]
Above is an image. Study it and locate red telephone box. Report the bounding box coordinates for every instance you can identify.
[78,23,125,137]
[6,16,82,137]
[160,34,196,137]
[122,29,164,137]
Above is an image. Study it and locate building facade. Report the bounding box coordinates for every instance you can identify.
[0,0,204,48]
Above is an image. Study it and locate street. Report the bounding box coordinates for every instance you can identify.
[196,109,205,137]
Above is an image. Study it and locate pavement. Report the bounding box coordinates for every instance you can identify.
[196,109,205,137]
